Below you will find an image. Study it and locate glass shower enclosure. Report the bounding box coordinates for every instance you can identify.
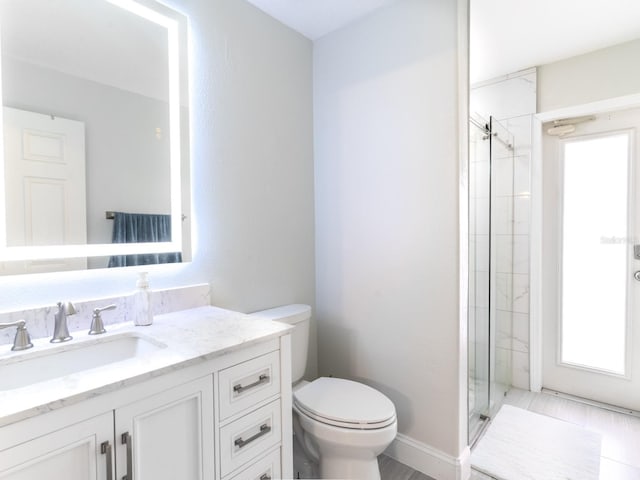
[468,115,514,443]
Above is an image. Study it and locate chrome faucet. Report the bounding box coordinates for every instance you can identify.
[0,320,33,351]
[51,301,77,343]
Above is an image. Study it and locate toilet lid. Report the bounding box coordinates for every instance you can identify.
[294,377,396,430]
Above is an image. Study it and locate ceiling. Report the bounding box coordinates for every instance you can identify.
[244,0,640,84]
[471,0,640,83]
[244,0,399,40]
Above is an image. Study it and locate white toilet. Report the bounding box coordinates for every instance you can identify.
[251,304,397,480]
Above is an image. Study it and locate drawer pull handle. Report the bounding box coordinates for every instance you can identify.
[233,373,269,394]
[234,423,271,449]
[101,441,113,480]
[259,474,272,480]
[121,431,133,480]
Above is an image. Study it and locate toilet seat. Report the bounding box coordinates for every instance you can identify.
[293,377,396,430]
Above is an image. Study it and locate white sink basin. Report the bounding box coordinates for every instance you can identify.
[0,333,166,391]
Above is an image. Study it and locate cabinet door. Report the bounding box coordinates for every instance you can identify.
[114,376,214,480]
[0,412,113,480]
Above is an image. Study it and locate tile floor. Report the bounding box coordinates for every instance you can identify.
[293,451,434,480]
[471,388,640,480]
[378,454,434,480]
[297,388,640,479]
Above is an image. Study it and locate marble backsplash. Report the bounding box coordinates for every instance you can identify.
[0,284,211,346]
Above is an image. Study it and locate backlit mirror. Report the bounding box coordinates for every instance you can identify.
[0,0,190,274]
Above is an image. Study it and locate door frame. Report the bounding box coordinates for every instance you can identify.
[530,92,640,392]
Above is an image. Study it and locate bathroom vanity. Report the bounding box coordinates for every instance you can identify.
[0,306,293,480]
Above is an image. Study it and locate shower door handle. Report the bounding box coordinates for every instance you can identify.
[634,271,640,282]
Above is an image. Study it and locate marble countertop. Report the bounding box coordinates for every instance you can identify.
[0,306,291,428]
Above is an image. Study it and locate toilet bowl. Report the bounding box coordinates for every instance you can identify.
[250,305,397,479]
[293,377,397,480]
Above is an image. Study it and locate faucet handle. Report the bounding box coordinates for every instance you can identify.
[13,321,33,351]
[89,304,116,335]
[0,320,34,351]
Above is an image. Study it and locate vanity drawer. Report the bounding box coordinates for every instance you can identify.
[219,351,280,420]
[225,447,281,480]
[219,399,281,477]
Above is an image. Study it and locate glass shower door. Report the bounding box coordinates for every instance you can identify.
[468,116,514,443]
[468,116,491,441]
[488,116,514,410]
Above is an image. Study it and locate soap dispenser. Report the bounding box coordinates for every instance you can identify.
[134,272,153,326]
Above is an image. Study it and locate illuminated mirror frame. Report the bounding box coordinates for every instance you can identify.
[0,0,187,262]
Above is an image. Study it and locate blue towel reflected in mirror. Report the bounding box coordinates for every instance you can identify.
[108,212,182,267]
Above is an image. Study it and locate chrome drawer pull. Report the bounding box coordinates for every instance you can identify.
[121,431,133,480]
[234,423,271,449]
[259,474,271,480]
[233,373,269,394]
[101,441,113,480]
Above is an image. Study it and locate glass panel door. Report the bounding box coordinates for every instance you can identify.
[469,117,491,440]
[561,132,629,374]
[468,116,515,442]
[542,107,640,411]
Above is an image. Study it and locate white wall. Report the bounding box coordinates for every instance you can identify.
[0,0,317,375]
[314,0,463,463]
[538,38,640,112]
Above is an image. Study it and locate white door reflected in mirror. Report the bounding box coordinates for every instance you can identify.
[3,107,87,274]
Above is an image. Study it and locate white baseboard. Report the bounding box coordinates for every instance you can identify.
[384,433,471,480]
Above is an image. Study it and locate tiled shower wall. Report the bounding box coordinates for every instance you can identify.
[471,68,536,390]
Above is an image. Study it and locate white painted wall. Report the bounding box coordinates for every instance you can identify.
[314,0,462,461]
[538,38,640,112]
[0,0,317,375]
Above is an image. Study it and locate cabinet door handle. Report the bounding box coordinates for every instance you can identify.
[101,441,113,480]
[234,423,271,449]
[121,432,133,480]
[259,474,272,480]
[233,373,270,395]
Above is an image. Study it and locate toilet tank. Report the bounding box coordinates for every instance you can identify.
[249,304,311,384]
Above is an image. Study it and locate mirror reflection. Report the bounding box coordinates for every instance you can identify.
[0,0,189,274]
